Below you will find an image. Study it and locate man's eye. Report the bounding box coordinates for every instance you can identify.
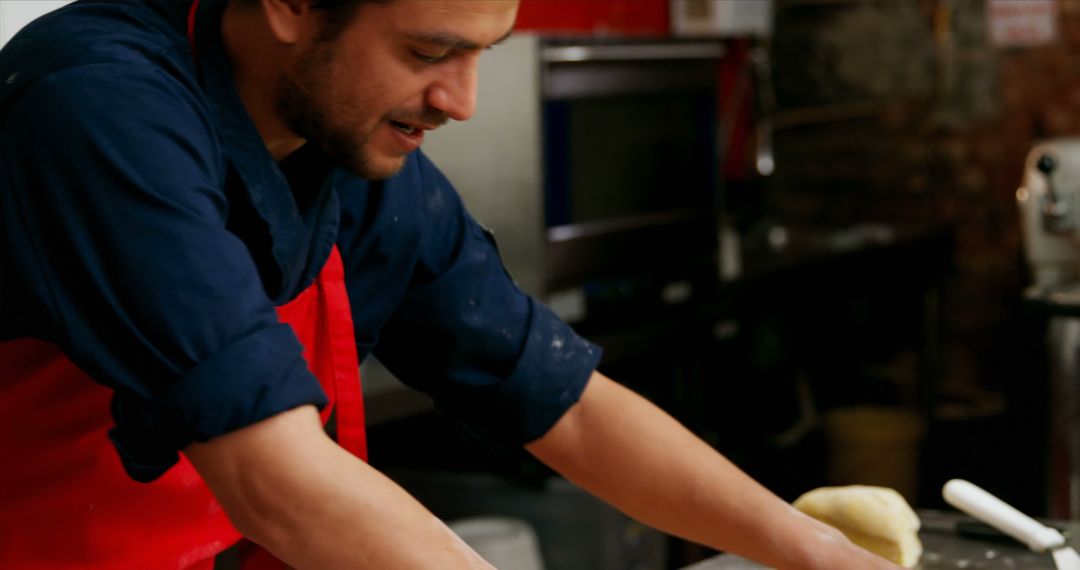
[413,50,450,64]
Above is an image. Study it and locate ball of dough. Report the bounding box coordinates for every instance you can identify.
[793,485,922,567]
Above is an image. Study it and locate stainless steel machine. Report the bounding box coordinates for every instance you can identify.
[1018,138,1080,288]
[1017,137,1080,520]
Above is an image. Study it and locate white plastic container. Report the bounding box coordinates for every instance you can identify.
[448,516,545,570]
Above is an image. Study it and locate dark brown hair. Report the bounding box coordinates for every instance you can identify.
[310,0,389,43]
[234,0,389,43]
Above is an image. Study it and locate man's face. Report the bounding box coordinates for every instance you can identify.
[276,0,518,180]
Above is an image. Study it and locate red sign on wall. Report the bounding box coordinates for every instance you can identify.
[514,0,670,36]
[988,0,1058,47]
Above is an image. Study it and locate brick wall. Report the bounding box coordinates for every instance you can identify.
[762,0,1080,396]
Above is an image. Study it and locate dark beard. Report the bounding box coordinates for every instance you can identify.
[274,46,400,180]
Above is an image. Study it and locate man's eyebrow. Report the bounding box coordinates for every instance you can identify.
[406,28,514,51]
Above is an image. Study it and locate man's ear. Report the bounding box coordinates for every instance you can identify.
[260,0,314,45]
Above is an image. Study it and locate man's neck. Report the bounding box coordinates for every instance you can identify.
[220,1,306,161]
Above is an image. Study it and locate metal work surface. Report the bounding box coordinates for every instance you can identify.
[682,511,1080,569]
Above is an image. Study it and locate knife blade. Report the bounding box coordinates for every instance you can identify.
[943,479,1080,570]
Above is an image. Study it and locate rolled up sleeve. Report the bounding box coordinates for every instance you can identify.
[491,299,602,444]
[371,154,601,449]
[2,64,326,481]
[108,324,326,482]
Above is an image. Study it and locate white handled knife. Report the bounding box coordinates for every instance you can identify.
[943,479,1080,570]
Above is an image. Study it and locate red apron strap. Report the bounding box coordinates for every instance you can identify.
[270,246,366,460]
[319,246,367,460]
[187,0,201,75]
[187,0,199,49]
[248,247,367,570]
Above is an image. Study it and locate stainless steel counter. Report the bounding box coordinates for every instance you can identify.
[681,510,1080,569]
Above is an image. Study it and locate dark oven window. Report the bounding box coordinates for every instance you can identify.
[543,90,718,228]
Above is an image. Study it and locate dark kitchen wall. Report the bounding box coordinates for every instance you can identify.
[763,0,1075,400]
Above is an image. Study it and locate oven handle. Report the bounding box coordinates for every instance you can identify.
[542,43,726,63]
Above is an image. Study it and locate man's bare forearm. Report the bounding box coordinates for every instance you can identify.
[185,406,492,570]
[526,372,901,570]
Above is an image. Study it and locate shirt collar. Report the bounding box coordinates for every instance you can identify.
[189,0,338,301]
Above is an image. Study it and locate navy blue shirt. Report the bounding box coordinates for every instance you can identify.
[0,0,600,482]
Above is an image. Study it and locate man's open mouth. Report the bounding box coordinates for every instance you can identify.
[390,120,417,135]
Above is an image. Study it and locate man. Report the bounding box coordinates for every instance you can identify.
[0,0,902,568]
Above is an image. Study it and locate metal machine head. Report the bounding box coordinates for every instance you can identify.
[1018,138,1080,287]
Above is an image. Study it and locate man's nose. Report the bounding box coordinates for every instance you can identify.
[426,58,478,122]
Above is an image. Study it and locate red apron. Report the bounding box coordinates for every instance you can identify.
[0,246,367,569]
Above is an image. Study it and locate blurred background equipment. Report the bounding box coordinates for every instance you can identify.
[1018,138,1080,521]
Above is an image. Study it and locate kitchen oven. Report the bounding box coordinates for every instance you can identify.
[424,36,728,322]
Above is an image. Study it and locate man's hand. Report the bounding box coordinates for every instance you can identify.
[185,406,493,569]
[526,372,904,570]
